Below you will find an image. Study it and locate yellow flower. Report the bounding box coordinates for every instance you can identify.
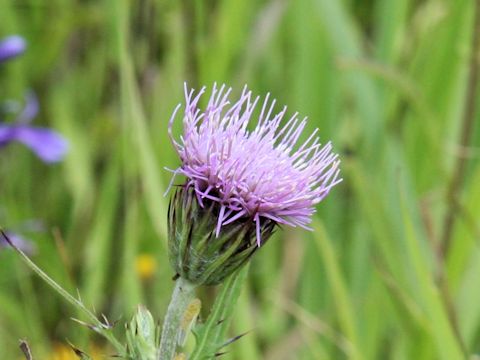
[50,343,103,360]
[136,253,157,280]
[50,344,74,360]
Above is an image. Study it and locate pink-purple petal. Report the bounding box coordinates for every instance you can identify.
[168,83,342,245]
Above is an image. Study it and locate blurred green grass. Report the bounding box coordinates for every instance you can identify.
[1,0,479,359]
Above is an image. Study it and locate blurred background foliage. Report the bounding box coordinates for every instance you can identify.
[1,0,480,359]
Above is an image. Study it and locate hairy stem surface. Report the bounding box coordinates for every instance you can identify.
[157,277,197,360]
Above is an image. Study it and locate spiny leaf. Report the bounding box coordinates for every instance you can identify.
[218,330,250,350]
[190,266,249,360]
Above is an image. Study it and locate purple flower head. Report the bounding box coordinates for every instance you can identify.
[0,35,26,63]
[168,84,341,246]
[0,93,68,163]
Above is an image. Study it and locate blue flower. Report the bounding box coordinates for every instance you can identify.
[0,35,26,63]
[0,93,68,163]
[0,231,35,254]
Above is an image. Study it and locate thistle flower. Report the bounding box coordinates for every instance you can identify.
[0,93,68,163]
[167,84,341,285]
[0,35,26,63]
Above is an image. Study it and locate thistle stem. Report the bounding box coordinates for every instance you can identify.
[158,277,197,360]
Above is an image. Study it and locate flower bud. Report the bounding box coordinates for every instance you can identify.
[168,185,275,286]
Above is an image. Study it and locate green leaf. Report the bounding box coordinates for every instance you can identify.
[126,305,157,360]
[190,266,249,360]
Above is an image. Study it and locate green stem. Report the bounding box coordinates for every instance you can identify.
[158,277,197,360]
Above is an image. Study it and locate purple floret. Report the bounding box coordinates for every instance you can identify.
[168,84,342,245]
